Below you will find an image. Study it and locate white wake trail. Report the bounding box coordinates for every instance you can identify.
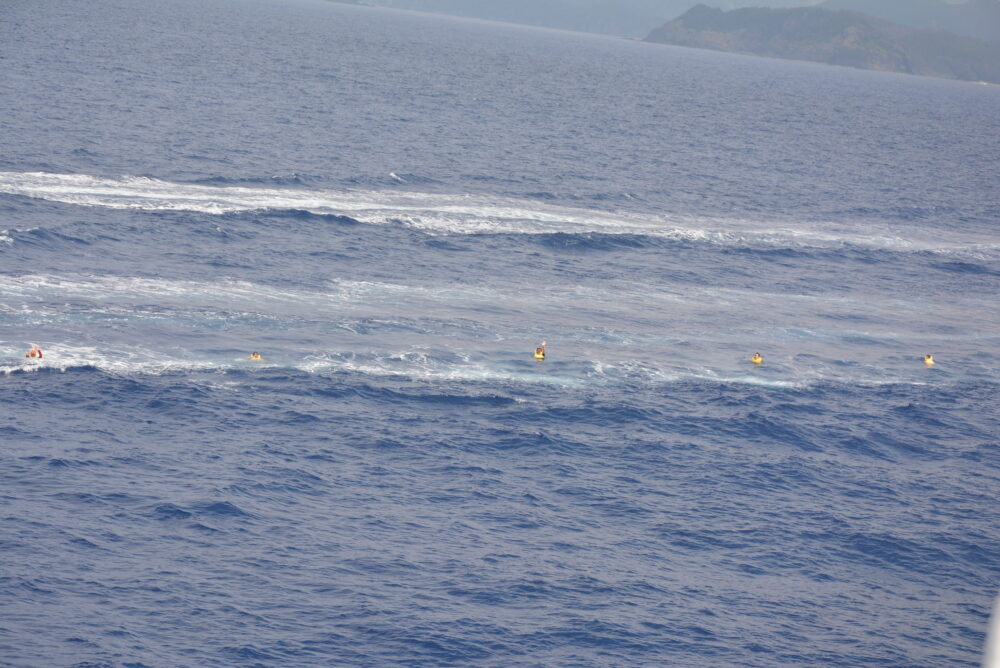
[1,171,996,253]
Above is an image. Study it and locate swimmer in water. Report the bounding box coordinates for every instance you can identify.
[25,345,43,359]
[750,352,763,364]
[247,351,264,361]
[924,354,934,366]
[534,340,546,361]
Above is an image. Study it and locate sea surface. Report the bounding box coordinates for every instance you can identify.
[1,1,999,666]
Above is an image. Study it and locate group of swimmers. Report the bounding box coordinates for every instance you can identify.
[750,352,935,366]
[530,347,936,367]
[24,345,268,362]
[24,343,937,367]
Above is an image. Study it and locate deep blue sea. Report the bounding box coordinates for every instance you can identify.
[2,1,999,666]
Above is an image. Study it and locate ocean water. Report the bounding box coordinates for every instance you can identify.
[1,0,999,666]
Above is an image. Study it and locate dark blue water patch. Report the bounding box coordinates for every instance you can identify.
[372,387,518,408]
[64,637,100,648]
[191,173,322,188]
[516,618,682,655]
[255,208,363,227]
[278,409,324,424]
[934,533,1000,573]
[13,226,93,248]
[69,147,101,159]
[0,425,32,439]
[329,624,503,665]
[44,457,105,469]
[143,384,226,417]
[721,244,821,261]
[422,237,468,252]
[833,531,977,579]
[521,191,560,201]
[931,259,1000,276]
[222,643,287,664]
[816,311,878,323]
[149,503,192,521]
[533,232,653,252]
[678,407,824,452]
[67,535,104,550]
[475,428,585,455]
[831,204,959,224]
[225,471,328,500]
[0,193,111,228]
[722,244,885,268]
[839,333,893,346]
[340,172,444,188]
[835,434,897,460]
[191,500,251,518]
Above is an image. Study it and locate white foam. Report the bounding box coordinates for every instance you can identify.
[1,171,994,252]
[0,274,516,322]
[0,171,656,235]
[3,271,992,352]
[295,352,587,388]
[688,368,807,389]
[0,273,317,307]
[0,271,935,323]
[0,339,971,391]
[0,273,730,312]
[0,343,225,376]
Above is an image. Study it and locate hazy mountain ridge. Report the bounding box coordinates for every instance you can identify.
[819,0,999,43]
[644,5,1000,83]
[335,0,815,37]
[335,1,999,43]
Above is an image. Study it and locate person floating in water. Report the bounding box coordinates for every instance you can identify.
[534,340,546,361]
[247,351,264,361]
[25,345,43,359]
[750,352,763,365]
[924,354,934,367]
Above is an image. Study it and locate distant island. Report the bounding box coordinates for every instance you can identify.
[645,5,1000,84]
[819,0,1000,43]
[334,1,999,43]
